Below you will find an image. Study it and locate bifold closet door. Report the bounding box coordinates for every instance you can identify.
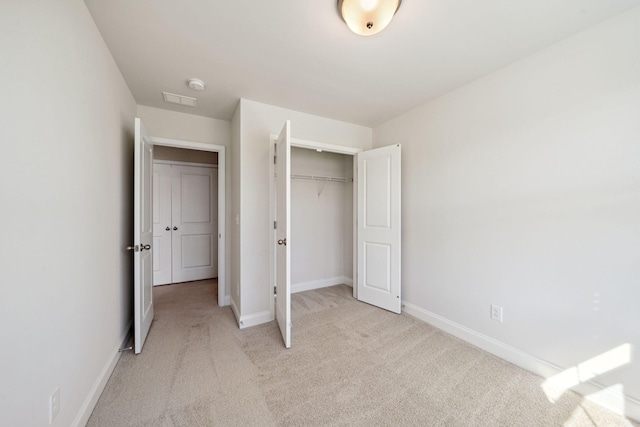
[171,165,217,283]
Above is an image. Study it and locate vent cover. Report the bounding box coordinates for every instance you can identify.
[162,92,197,107]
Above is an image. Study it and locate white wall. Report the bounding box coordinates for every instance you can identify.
[138,105,232,303]
[236,99,371,325]
[290,148,353,292]
[374,7,640,418]
[0,1,137,426]
[137,105,230,145]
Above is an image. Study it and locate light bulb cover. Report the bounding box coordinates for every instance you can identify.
[338,0,401,36]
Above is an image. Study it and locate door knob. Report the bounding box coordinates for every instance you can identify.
[141,244,151,251]
[173,226,178,231]
[277,238,287,246]
[165,226,170,231]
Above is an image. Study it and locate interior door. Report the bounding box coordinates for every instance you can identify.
[134,118,154,354]
[275,121,292,348]
[171,165,217,283]
[152,163,172,286]
[357,144,401,313]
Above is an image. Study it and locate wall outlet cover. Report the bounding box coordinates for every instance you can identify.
[491,304,503,322]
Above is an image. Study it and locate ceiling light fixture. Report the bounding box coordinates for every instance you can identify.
[187,78,206,91]
[337,0,401,36]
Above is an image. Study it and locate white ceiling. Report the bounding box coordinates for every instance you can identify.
[85,0,640,127]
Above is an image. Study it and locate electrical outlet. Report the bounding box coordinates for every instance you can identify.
[491,304,503,322]
[50,387,60,423]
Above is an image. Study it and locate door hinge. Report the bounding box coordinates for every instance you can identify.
[274,154,277,164]
[274,221,277,229]
[274,286,277,296]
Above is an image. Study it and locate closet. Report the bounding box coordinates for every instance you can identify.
[272,122,401,348]
[290,147,353,292]
[152,146,218,286]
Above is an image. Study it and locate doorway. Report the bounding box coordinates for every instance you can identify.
[150,136,227,307]
[269,136,361,320]
[288,147,355,293]
[152,146,219,286]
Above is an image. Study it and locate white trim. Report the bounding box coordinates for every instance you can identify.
[153,159,218,169]
[148,134,228,307]
[71,321,132,427]
[292,276,353,293]
[150,137,226,153]
[217,149,227,306]
[269,134,363,155]
[401,301,640,422]
[238,310,273,329]
[352,155,358,300]
[230,298,240,325]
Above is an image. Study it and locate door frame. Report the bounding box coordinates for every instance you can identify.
[269,135,362,318]
[150,136,228,307]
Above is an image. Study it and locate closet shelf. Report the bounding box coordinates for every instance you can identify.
[291,174,353,183]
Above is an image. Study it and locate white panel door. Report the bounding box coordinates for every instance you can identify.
[357,144,401,313]
[171,165,217,283]
[152,163,172,286]
[275,121,292,348]
[134,118,154,354]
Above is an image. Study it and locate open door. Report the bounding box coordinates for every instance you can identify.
[133,118,154,354]
[357,144,401,313]
[275,121,291,348]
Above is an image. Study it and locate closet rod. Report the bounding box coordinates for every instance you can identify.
[291,174,353,183]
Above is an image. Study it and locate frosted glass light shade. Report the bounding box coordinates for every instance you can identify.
[338,0,401,36]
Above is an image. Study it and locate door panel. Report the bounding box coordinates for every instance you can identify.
[275,121,291,348]
[180,234,213,267]
[357,144,401,314]
[364,155,391,228]
[364,242,391,291]
[172,165,216,282]
[181,173,213,222]
[152,164,172,286]
[134,118,154,354]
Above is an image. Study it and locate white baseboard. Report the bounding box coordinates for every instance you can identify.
[71,320,132,427]
[292,276,353,294]
[230,296,272,329]
[401,301,640,422]
[238,310,273,329]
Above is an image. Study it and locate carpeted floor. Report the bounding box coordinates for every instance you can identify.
[87,281,637,426]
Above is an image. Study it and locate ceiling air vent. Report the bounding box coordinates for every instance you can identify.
[162,91,197,107]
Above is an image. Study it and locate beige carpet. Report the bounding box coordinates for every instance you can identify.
[87,281,637,426]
